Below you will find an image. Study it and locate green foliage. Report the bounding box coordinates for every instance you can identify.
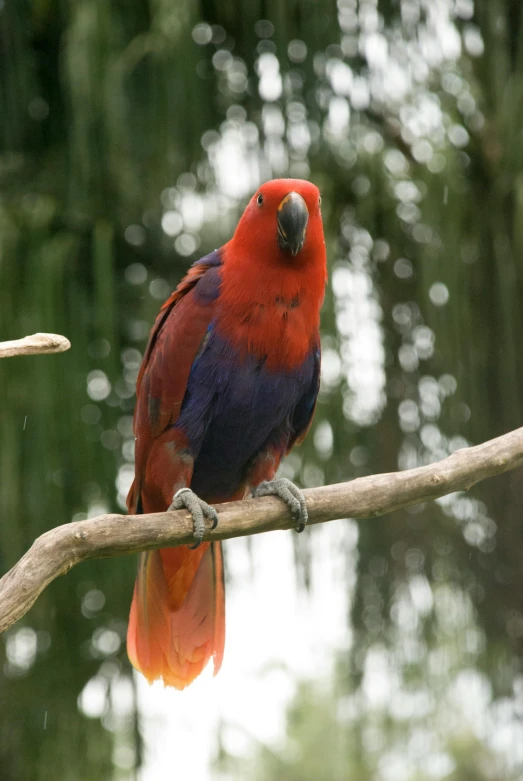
[218,670,521,781]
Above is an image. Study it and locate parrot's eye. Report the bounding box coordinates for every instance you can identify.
[318,195,322,206]
[257,193,264,206]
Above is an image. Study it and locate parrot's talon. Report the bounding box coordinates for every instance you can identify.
[169,488,218,547]
[253,477,308,533]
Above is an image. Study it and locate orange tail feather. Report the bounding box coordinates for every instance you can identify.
[127,542,225,689]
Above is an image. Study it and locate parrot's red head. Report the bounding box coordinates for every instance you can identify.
[230,178,325,265]
[220,179,327,371]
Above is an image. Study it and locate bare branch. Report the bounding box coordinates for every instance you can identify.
[0,333,71,359]
[1,425,523,633]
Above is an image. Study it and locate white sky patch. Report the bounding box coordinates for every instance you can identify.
[256,52,283,102]
[209,124,262,200]
[332,253,387,427]
[328,59,353,97]
[5,627,38,673]
[326,96,351,138]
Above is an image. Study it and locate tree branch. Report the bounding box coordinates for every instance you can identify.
[1,426,523,633]
[0,333,71,358]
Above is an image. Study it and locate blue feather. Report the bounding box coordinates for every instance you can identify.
[175,327,317,499]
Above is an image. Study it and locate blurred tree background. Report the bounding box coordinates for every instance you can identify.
[2,0,523,779]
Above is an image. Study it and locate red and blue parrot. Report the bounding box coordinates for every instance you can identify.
[127,179,327,688]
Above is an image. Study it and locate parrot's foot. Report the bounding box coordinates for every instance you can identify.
[169,488,218,549]
[253,478,308,533]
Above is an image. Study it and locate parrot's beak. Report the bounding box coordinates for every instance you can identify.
[277,192,309,256]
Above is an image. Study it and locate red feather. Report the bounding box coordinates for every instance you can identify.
[217,179,326,371]
[127,259,225,689]
[127,543,224,688]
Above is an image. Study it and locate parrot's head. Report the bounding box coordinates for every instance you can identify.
[231,178,325,265]
[222,178,327,364]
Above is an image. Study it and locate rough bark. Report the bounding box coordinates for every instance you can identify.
[1,425,523,634]
[0,333,71,358]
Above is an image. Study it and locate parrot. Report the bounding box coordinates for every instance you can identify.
[126,178,327,688]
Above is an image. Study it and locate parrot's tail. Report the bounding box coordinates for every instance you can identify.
[127,542,225,689]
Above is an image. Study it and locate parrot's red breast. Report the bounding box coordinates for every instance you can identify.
[127,179,326,688]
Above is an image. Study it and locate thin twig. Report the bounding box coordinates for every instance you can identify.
[1,425,523,633]
[0,333,71,359]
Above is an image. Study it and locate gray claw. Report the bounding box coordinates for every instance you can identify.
[169,487,219,548]
[254,478,308,533]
